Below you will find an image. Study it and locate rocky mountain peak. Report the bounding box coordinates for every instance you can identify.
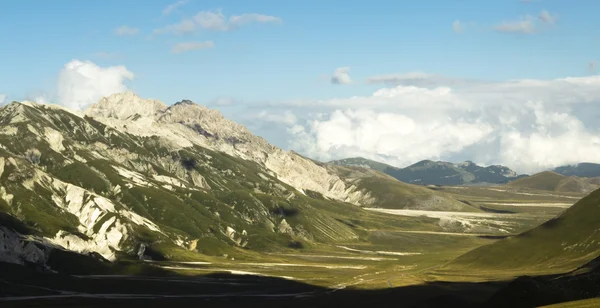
[458,160,476,167]
[86,91,167,120]
[79,92,363,204]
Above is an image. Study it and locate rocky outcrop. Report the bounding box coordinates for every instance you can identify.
[31,169,164,261]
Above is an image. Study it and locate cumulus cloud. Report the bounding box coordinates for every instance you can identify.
[115,26,139,36]
[162,0,187,16]
[331,67,352,85]
[153,10,281,36]
[247,74,600,174]
[452,20,465,33]
[53,60,134,110]
[171,41,214,54]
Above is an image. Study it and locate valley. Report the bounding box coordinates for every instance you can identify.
[1,96,599,307]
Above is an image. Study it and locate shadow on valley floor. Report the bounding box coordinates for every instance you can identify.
[1,258,600,308]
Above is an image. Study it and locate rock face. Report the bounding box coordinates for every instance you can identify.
[84,92,367,204]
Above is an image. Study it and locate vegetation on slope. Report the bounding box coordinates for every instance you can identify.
[439,188,600,275]
[506,171,598,193]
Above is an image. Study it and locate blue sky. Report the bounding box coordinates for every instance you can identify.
[1,0,598,103]
[1,0,600,172]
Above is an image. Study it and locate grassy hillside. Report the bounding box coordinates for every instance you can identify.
[437,188,600,276]
[506,171,598,193]
[328,164,477,211]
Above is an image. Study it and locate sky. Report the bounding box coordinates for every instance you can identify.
[1,0,600,173]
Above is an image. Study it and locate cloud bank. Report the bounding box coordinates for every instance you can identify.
[242,74,600,174]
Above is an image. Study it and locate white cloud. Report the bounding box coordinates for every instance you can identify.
[115,26,139,36]
[0,94,6,105]
[538,10,558,24]
[209,96,237,106]
[248,74,600,174]
[153,10,281,36]
[162,0,187,16]
[493,16,536,34]
[331,67,352,85]
[493,10,558,34]
[366,72,478,88]
[171,41,215,54]
[229,13,282,28]
[53,60,134,110]
[254,110,297,126]
[452,20,464,33]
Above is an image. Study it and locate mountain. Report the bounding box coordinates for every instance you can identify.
[0,93,468,270]
[439,187,600,275]
[330,157,524,186]
[326,164,474,211]
[505,171,600,194]
[328,157,397,173]
[553,163,600,178]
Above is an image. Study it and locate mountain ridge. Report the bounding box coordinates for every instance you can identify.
[330,157,525,186]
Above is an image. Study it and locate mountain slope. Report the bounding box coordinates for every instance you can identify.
[439,187,600,275]
[330,157,524,186]
[506,171,599,193]
[553,163,600,178]
[327,164,477,211]
[328,157,397,173]
[0,95,467,268]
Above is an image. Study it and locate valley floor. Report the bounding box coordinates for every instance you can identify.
[1,186,596,307]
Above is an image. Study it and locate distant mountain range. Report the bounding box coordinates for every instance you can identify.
[330,158,600,186]
[552,163,600,178]
[329,157,526,186]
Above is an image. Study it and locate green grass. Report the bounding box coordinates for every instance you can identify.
[506,171,596,193]
[53,161,110,194]
[436,188,600,278]
[355,176,477,211]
